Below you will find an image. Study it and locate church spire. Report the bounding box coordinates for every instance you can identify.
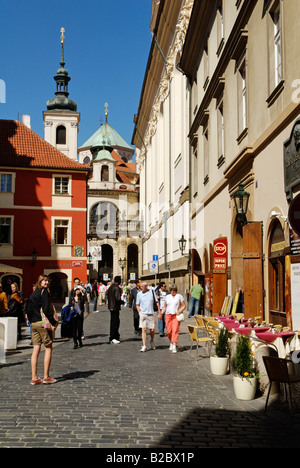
[60,27,66,67]
[46,27,77,112]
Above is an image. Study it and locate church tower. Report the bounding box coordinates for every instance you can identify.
[43,27,80,161]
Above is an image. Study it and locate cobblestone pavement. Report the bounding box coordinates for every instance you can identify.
[1,305,300,450]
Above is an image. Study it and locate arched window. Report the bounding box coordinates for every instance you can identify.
[101,165,109,182]
[89,202,118,239]
[56,125,66,145]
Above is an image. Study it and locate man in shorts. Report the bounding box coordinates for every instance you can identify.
[136,282,160,352]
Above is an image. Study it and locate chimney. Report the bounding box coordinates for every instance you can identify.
[22,114,31,129]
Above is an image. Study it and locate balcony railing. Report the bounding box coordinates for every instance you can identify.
[88,220,144,238]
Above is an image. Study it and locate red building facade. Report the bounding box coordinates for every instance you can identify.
[0,119,88,300]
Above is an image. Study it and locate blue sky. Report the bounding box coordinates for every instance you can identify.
[0,0,152,150]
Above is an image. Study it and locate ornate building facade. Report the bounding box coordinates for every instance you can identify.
[79,109,142,283]
[132,0,194,295]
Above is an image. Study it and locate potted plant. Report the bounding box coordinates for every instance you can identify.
[210,327,230,375]
[233,334,257,400]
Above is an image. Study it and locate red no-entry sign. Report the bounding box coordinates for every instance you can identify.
[289,193,300,236]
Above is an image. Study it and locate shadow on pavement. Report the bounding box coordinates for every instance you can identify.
[153,405,300,448]
[57,369,101,383]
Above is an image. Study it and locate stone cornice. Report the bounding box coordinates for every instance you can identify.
[136,0,194,173]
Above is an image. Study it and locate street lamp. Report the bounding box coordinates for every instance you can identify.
[178,235,187,256]
[232,183,250,226]
[119,257,127,280]
[178,234,191,305]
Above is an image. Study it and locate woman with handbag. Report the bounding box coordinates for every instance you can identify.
[26,275,58,385]
[160,285,186,354]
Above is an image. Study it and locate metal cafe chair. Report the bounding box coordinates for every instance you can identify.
[263,355,300,415]
[187,324,213,362]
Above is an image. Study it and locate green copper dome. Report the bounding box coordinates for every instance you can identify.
[79,121,133,151]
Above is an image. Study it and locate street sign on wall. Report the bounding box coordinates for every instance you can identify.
[213,238,227,273]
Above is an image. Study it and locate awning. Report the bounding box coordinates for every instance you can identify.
[0,263,23,274]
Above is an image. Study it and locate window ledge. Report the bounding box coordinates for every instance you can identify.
[236,127,248,145]
[266,80,285,107]
[52,193,72,197]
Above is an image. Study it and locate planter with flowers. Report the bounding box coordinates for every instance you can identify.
[233,334,258,400]
[210,327,230,376]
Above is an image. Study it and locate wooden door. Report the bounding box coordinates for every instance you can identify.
[243,222,264,320]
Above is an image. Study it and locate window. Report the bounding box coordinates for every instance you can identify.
[1,174,12,192]
[101,165,109,182]
[217,98,225,167]
[54,177,69,194]
[272,3,282,87]
[237,60,247,138]
[193,146,198,197]
[203,43,209,89]
[266,0,284,104]
[54,219,69,245]
[0,217,11,244]
[217,0,224,55]
[203,124,209,185]
[56,125,66,145]
[90,202,118,238]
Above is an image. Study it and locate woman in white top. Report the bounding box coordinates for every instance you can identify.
[160,285,186,353]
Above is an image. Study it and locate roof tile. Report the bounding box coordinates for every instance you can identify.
[0,120,87,171]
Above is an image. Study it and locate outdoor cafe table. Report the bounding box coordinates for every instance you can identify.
[252,331,299,358]
[233,326,270,336]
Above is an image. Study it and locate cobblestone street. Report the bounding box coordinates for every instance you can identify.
[1,306,300,451]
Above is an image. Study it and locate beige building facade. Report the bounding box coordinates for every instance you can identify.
[133,0,300,326]
[179,0,300,325]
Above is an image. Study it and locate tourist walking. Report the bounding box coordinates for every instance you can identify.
[26,275,58,385]
[98,281,107,306]
[107,276,122,344]
[69,286,85,349]
[69,277,88,338]
[188,280,204,317]
[160,285,186,353]
[129,279,141,335]
[92,279,98,312]
[156,282,169,336]
[0,283,8,316]
[136,282,160,352]
[7,282,24,340]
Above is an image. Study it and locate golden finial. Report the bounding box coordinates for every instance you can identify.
[60,27,65,45]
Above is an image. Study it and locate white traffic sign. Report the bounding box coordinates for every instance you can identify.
[149,261,158,274]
